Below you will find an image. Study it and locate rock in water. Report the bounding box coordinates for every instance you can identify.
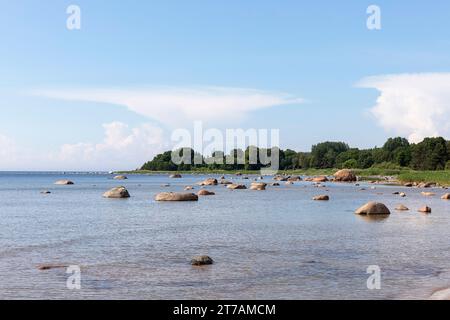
[418,206,432,213]
[395,204,409,211]
[333,169,357,182]
[312,176,329,183]
[54,180,74,185]
[170,174,182,178]
[191,255,214,266]
[287,176,302,182]
[421,192,435,196]
[429,288,450,300]
[355,202,390,215]
[197,190,215,196]
[250,182,267,190]
[313,195,329,201]
[103,186,130,198]
[40,190,51,194]
[227,184,247,190]
[113,175,128,180]
[155,192,198,201]
[441,193,450,200]
[198,178,218,186]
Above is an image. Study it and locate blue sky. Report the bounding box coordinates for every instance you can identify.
[1,1,450,170]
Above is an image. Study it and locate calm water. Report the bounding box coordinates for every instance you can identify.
[0,172,449,300]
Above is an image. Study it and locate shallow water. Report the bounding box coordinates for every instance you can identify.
[0,172,449,300]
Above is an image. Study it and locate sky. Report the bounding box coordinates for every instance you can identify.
[1,0,450,171]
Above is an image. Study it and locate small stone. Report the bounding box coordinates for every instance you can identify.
[191,255,214,266]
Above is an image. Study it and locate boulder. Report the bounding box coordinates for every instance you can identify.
[400,192,406,197]
[155,192,198,201]
[421,192,435,196]
[355,202,390,215]
[184,186,194,191]
[441,193,450,200]
[312,176,328,183]
[54,180,74,185]
[191,255,214,266]
[395,204,409,211]
[274,175,289,181]
[285,181,294,185]
[271,183,280,186]
[418,182,435,188]
[227,184,247,190]
[287,176,302,182]
[313,195,329,201]
[418,206,432,213]
[199,178,218,186]
[250,182,267,191]
[197,189,215,196]
[333,169,357,182]
[219,179,232,185]
[103,186,130,198]
[169,174,182,179]
[404,182,413,187]
[113,175,128,180]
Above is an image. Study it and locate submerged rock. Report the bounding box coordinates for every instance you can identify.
[191,255,214,266]
[38,264,69,271]
[198,178,218,186]
[227,184,247,190]
[54,180,74,185]
[333,169,357,182]
[418,206,432,213]
[197,189,215,196]
[355,202,390,215]
[395,204,409,211]
[313,195,329,201]
[103,186,130,198]
[155,192,198,201]
[250,182,267,190]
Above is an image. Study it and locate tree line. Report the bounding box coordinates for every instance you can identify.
[140,136,450,171]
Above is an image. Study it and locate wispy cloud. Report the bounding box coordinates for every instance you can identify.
[357,73,450,142]
[32,86,304,127]
[0,123,166,171]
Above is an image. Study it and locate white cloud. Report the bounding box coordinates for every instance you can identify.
[0,123,166,171]
[357,73,450,142]
[32,86,303,127]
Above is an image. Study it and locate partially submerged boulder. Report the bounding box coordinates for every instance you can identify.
[169,174,182,179]
[441,193,450,200]
[197,189,215,196]
[404,182,413,187]
[113,175,128,180]
[334,169,357,182]
[355,202,390,215]
[191,255,214,266]
[155,192,198,201]
[103,186,130,198]
[287,176,302,182]
[313,195,329,201]
[418,206,432,213]
[40,190,51,194]
[219,179,232,185]
[395,204,409,211]
[312,176,328,183]
[250,182,267,190]
[421,192,435,197]
[227,184,247,190]
[199,178,218,186]
[54,180,74,185]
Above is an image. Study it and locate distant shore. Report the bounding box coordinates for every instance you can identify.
[115,168,450,186]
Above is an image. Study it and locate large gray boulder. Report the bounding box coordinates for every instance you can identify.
[155,192,198,201]
[334,169,357,182]
[355,202,390,215]
[103,186,130,198]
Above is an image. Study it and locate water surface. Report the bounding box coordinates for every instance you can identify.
[0,172,449,299]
